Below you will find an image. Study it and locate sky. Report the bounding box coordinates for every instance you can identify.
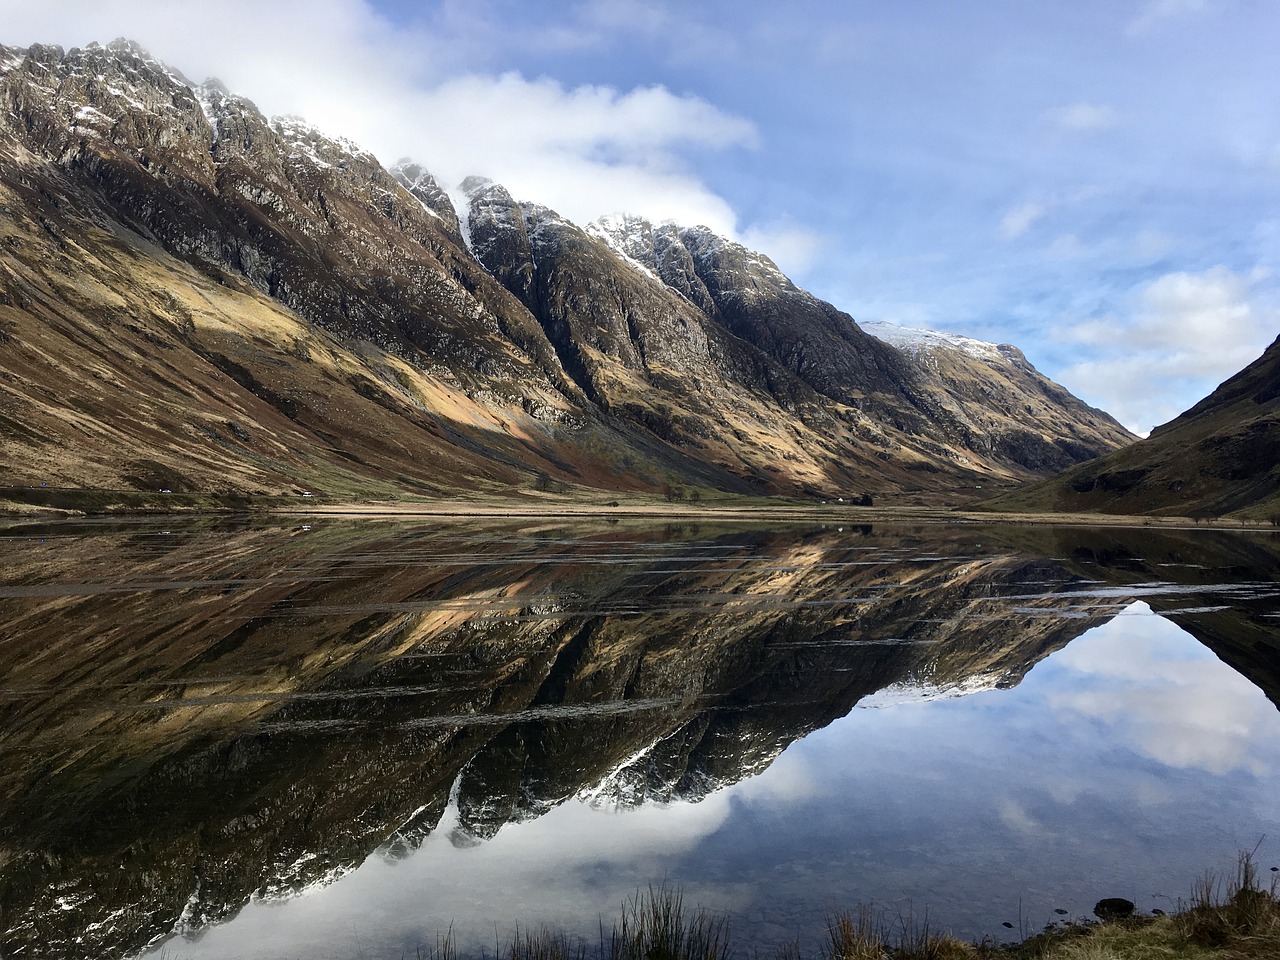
[3,0,1279,434]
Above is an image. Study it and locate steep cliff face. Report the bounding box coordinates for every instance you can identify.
[0,40,564,387]
[589,218,1136,476]
[0,40,1132,502]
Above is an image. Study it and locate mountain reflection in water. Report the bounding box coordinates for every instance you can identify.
[0,519,1278,959]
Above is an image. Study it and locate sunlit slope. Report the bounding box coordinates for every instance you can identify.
[0,173,574,499]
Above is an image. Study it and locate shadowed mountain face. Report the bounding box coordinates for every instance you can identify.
[0,41,1132,503]
[984,334,1280,519]
[1,518,1278,958]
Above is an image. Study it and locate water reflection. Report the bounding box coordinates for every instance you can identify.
[1045,603,1278,776]
[0,520,1277,959]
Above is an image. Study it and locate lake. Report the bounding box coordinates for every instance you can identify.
[2,517,1279,959]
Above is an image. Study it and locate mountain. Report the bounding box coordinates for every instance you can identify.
[983,334,1280,519]
[861,321,1133,474]
[0,40,1133,505]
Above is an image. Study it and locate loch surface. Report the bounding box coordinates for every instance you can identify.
[2,518,1278,959]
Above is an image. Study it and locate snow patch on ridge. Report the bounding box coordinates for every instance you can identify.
[587,214,661,281]
[271,115,372,170]
[390,161,444,221]
[0,47,26,74]
[193,81,221,131]
[861,320,1008,363]
[455,198,474,254]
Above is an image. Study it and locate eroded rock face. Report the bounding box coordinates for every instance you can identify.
[1,39,1132,502]
[590,216,1136,476]
[861,321,1137,474]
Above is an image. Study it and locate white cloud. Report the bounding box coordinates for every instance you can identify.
[1001,187,1103,242]
[1047,102,1120,134]
[1132,266,1266,351]
[1056,265,1277,433]
[0,0,757,237]
[1054,359,1185,435]
[1000,201,1048,239]
[740,222,826,278]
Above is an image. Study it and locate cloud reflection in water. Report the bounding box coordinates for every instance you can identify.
[154,599,1280,959]
[1044,602,1275,775]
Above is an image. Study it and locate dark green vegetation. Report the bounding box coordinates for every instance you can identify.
[984,334,1280,522]
[0,484,277,514]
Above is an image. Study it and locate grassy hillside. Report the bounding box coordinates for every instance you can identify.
[983,335,1280,520]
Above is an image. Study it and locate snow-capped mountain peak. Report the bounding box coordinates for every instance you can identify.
[860,320,1011,363]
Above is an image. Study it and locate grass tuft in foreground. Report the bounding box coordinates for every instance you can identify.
[801,905,971,960]
[1170,851,1280,954]
[610,886,731,960]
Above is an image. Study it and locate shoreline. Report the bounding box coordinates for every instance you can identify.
[1,487,1275,534]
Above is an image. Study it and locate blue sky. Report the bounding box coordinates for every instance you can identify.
[4,0,1279,433]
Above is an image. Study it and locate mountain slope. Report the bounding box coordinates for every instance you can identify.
[862,321,1136,474]
[0,40,1133,503]
[983,334,1280,519]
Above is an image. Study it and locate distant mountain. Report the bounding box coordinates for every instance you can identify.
[0,40,1133,504]
[861,321,1133,474]
[983,334,1280,519]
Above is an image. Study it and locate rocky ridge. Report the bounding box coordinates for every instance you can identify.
[0,39,1135,503]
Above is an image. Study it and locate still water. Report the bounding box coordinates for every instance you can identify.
[1,518,1278,959]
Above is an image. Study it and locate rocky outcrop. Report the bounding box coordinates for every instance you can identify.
[862,321,1136,474]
